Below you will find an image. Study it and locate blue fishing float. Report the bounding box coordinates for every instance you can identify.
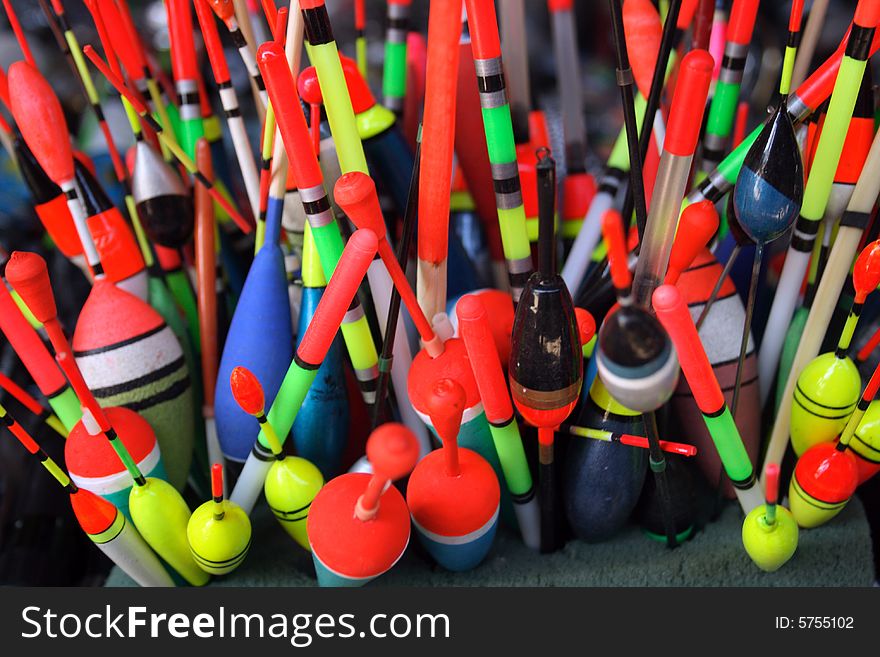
[215,189,292,462]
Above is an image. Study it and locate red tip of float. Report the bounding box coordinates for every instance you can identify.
[677,0,700,30]
[366,422,420,482]
[69,487,118,536]
[71,279,164,352]
[8,61,73,185]
[297,66,323,105]
[727,0,760,44]
[852,239,880,301]
[765,462,780,505]
[229,366,265,416]
[601,209,632,291]
[5,251,57,324]
[340,54,377,114]
[575,307,596,345]
[211,463,224,499]
[854,0,880,28]
[194,0,231,82]
[334,172,386,236]
[92,0,146,78]
[207,0,235,22]
[623,0,662,98]
[664,49,714,157]
[666,201,719,283]
[426,378,466,445]
[789,0,806,32]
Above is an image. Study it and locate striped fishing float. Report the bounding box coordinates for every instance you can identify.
[463,0,532,302]
[701,0,760,173]
[257,40,380,406]
[230,366,323,550]
[187,464,252,575]
[206,0,268,111]
[6,252,207,586]
[229,229,377,514]
[560,424,697,456]
[653,283,763,513]
[382,0,412,115]
[308,422,419,587]
[0,401,174,587]
[789,240,880,456]
[457,293,540,550]
[408,378,499,571]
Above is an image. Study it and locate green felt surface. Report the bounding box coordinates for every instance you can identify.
[106,497,875,587]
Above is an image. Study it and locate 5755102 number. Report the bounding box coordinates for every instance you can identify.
[775,617,854,629]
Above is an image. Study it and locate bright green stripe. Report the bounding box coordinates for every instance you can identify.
[498,206,530,261]
[356,37,367,79]
[801,57,868,222]
[382,41,408,99]
[262,364,318,449]
[10,290,41,329]
[715,125,759,185]
[166,269,201,349]
[481,105,517,164]
[65,32,99,104]
[487,420,532,496]
[301,223,326,288]
[780,46,797,97]
[49,386,82,431]
[310,222,345,278]
[702,407,753,482]
[705,80,740,138]
[180,117,205,161]
[111,436,144,481]
[44,457,71,488]
[306,42,369,174]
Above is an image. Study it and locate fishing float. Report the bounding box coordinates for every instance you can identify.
[206,0,268,111]
[214,123,293,463]
[308,422,419,587]
[0,371,67,438]
[290,225,350,477]
[462,0,532,302]
[417,0,461,320]
[663,202,721,286]
[780,0,806,101]
[622,0,662,100]
[187,464,252,575]
[560,424,697,456]
[334,171,444,358]
[408,378,499,571]
[509,149,581,552]
[652,283,763,514]
[728,63,805,415]
[741,463,799,572]
[257,40,381,409]
[0,283,81,431]
[767,125,880,476]
[631,49,714,307]
[382,0,412,115]
[847,400,880,485]
[194,0,260,219]
[789,240,880,456]
[701,0,760,174]
[595,209,683,546]
[82,45,253,235]
[0,401,174,587]
[754,1,880,414]
[230,365,323,550]
[457,293,540,550]
[7,61,196,489]
[229,229,378,514]
[166,0,204,158]
[6,252,207,586]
